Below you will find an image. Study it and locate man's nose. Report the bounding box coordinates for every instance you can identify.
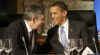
[42,21,44,24]
[51,14,55,19]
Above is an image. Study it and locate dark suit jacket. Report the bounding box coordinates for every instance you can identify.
[5,19,39,55]
[47,20,96,55]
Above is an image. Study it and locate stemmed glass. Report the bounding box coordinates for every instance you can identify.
[0,39,5,55]
[68,39,77,55]
[76,39,84,55]
[4,39,13,55]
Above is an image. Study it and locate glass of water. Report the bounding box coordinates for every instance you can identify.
[4,39,13,55]
[0,39,5,55]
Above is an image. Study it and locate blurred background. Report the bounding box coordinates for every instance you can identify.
[0,0,95,33]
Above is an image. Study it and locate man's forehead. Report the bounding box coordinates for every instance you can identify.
[50,6,62,11]
[51,6,60,9]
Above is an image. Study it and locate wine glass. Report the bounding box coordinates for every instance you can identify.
[68,39,77,55]
[4,39,13,55]
[76,39,84,55]
[0,39,5,55]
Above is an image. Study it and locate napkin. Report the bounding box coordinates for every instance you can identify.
[82,47,94,55]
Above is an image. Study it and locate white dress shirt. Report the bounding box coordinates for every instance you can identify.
[59,19,69,44]
[59,19,69,55]
[24,20,32,39]
[24,20,32,33]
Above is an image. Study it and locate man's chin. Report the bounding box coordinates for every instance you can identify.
[32,27,40,30]
[54,22,59,25]
[37,26,41,30]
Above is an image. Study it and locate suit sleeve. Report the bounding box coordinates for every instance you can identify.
[4,22,26,55]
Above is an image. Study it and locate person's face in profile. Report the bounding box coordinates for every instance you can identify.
[50,6,67,25]
[31,14,44,30]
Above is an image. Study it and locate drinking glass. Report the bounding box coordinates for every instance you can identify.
[68,39,77,55]
[76,39,84,55]
[4,39,13,55]
[0,39,5,55]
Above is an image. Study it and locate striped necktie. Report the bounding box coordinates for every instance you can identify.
[59,26,68,48]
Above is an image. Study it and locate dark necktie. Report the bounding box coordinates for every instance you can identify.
[30,31,34,50]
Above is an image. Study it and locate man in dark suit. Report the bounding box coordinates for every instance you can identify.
[47,1,97,55]
[5,4,44,55]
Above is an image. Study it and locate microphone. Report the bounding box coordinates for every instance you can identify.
[22,37,29,55]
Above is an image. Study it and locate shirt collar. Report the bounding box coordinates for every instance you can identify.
[24,20,32,32]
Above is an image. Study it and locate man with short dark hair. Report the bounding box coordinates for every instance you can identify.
[5,4,44,55]
[47,1,97,55]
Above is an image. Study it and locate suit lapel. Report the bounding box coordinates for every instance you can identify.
[32,30,38,51]
[53,25,59,42]
[56,27,59,40]
[68,20,73,39]
[20,19,30,51]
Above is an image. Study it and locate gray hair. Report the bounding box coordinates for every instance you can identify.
[24,4,44,20]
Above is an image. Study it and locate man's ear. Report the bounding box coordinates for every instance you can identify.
[63,10,67,17]
[32,16,35,21]
[31,16,35,23]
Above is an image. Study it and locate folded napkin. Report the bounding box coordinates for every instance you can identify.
[82,47,94,55]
